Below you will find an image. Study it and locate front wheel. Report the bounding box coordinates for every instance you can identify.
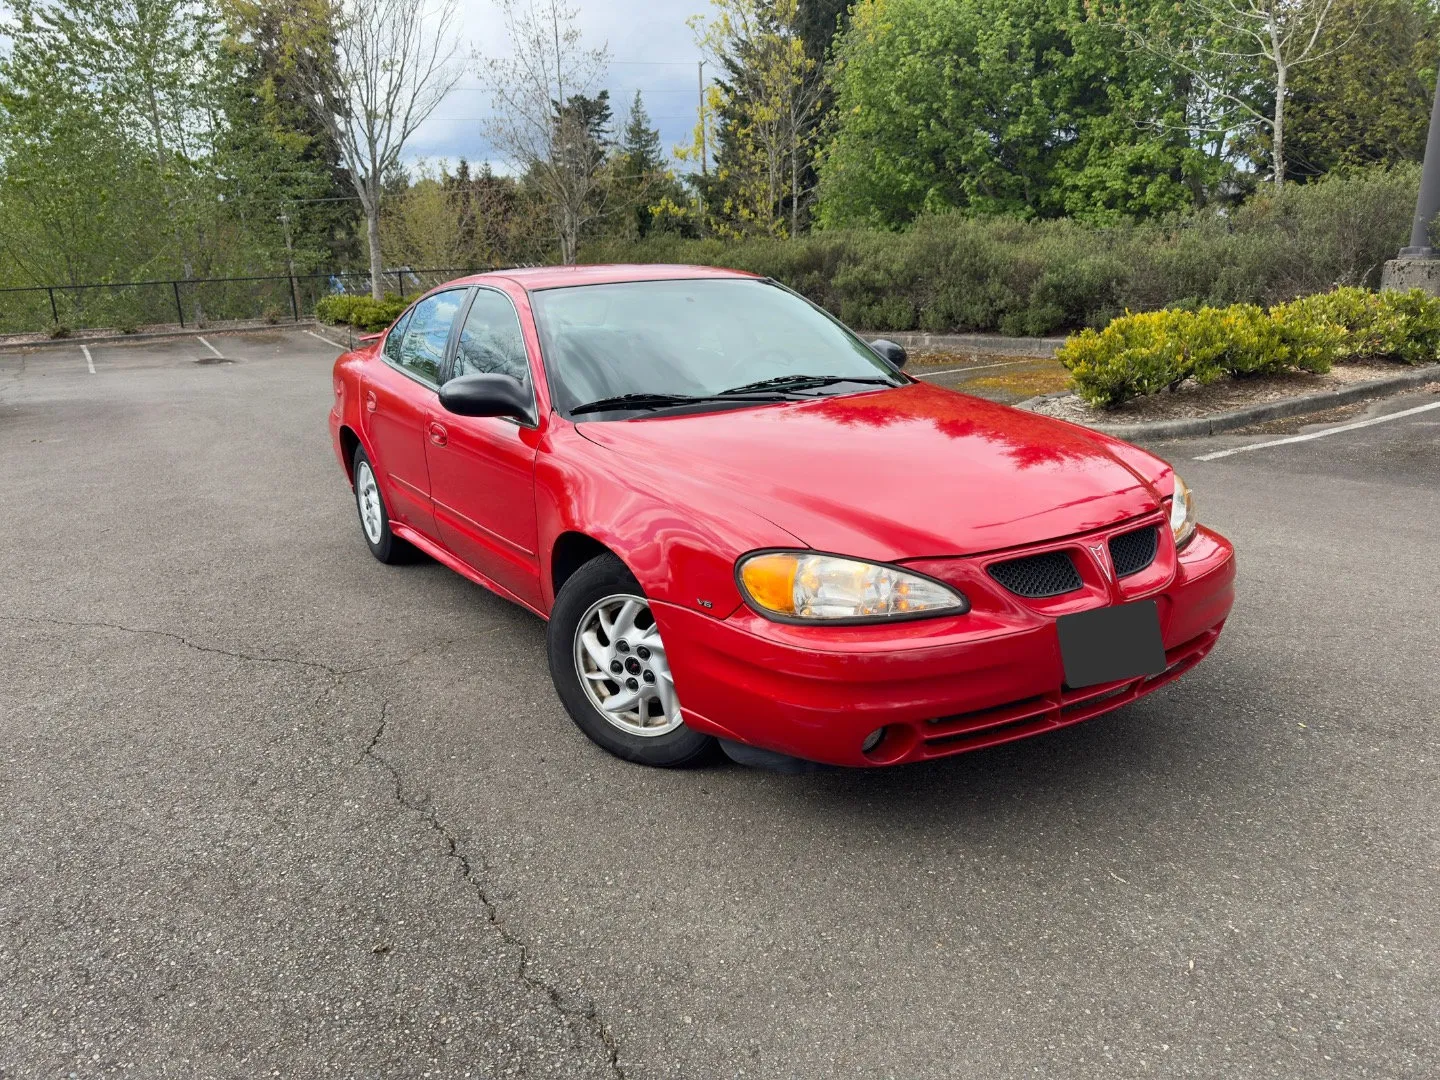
[547,554,714,767]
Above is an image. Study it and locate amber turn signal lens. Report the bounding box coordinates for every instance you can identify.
[738,553,801,615]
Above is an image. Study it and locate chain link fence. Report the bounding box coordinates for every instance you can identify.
[0,268,487,336]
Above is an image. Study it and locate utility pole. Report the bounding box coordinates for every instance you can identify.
[696,59,709,225]
[1382,68,1440,292]
[698,59,709,177]
[278,210,301,322]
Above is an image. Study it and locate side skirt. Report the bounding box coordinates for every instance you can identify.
[391,522,547,620]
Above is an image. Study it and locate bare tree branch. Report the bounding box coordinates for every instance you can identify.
[296,0,462,297]
[1100,0,1365,188]
[482,0,611,265]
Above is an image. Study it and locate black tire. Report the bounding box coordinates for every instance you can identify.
[351,445,415,564]
[547,553,715,767]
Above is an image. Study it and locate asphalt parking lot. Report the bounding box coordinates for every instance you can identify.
[2,329,1436,1079]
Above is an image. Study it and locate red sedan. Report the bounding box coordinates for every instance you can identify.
[328,265,1235,769]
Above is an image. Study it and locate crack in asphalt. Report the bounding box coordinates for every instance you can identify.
[0,613,353,676]
[0,613,456,680]
[2,610,617,1074]
[358,700,627,1080]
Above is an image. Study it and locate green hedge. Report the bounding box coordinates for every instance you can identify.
[1057,287,1440,407]
[314,294,409,332]
[580,167,1420,337]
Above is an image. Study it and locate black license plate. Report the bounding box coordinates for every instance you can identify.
[1056,600,1167,689]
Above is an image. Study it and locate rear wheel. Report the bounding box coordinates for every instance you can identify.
[352,446,414,564]
[547,554,713,767]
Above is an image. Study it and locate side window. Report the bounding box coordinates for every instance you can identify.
[397,289,466,384]
[382,308,413,364]
[453,290,530,385]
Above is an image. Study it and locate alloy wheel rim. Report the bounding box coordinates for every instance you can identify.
[356,461,384,544]
[573,593,682,737]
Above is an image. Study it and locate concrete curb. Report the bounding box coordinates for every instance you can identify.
[860,330,1066,358]
[0,320,321,351]
[1019,365,1440,439]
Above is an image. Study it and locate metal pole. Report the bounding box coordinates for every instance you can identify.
[395,270,404,300]
[48,288,58,324]
[279,210,300,322]
[1403,71,1440,256]
[173,281,185,328]
[698,60,709,178]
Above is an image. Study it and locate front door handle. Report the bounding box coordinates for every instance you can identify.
[428,421,448,448]
[365,390,377,413]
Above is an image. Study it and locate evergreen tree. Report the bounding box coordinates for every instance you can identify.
[796,0,850,61]
[215,0,359,273]
[615,91,685,237]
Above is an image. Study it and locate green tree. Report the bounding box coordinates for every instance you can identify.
[815,0,1214,228]
[215,0,358,273]
[0,0,227,321]
[612,92,689,237]
[1103,0,1354,189]
[796,0,852,61]
[691,0,828,237]
[0,0,157,290]
[1284,0,1440,180]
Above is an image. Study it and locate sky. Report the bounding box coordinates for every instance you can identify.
[403,0,709,173]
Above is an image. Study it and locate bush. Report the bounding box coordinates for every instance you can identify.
[579,166,1420,336]
[315,293,408,331]
[1280,286,1440,365]
[1059,286,1440,407]
[1055,310,1204,407]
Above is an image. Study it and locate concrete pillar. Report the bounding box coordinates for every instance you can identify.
[1382,67,1440,292]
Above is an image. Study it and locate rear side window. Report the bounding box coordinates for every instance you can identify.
[453,290,529,385]
[382,308,413,364]
[397,289,467,385]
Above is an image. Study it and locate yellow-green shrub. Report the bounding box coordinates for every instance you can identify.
[1060,286,1440,407]
[1057,310,1208,407]
[1272,287,1440,365]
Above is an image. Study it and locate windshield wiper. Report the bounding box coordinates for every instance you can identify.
[570,391,789,416]
[719,373,897,396]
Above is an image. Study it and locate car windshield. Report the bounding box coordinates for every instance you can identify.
[529,277,907,416]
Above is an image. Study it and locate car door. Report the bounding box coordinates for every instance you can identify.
[424,287,543,610]
[362,289,469,539]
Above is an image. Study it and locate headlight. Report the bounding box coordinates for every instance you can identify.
[737,551,968,622]
[1169,474,1197,548]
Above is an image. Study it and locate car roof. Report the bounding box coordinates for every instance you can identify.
[448,264,762,291]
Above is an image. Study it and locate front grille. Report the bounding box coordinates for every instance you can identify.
[1108,525,1159,578]
[988,550,1082,598]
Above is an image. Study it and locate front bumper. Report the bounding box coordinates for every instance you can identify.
[654,520,1235,767]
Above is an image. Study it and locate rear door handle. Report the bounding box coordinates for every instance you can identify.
[428,421,448,448]
[365,390,377,413]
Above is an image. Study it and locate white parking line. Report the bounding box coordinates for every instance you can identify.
[1194,399,1440,461]
[81,345,95,374]
[196,335,225,359]
[914,358,1035,378]
[305,329,347,351]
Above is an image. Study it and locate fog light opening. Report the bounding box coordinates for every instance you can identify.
[861,727,886,753]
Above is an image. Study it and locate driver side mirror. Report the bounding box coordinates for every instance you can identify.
[870,339,908,370]
[439,373,531,421]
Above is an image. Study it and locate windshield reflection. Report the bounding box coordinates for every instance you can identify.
[531,278,905,416]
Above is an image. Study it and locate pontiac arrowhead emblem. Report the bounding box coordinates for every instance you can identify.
[1089,542,1113,583]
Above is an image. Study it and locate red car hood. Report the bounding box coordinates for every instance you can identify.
[575,383,1164,561]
